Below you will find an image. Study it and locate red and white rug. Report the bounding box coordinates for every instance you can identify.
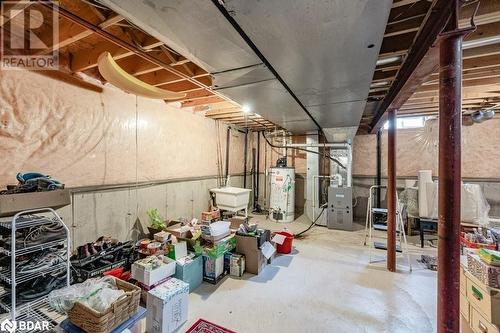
[186,319,236,333]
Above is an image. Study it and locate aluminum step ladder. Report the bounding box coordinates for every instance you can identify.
[363,185,412,271]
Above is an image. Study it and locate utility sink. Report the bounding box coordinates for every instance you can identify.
[210,187,251,214]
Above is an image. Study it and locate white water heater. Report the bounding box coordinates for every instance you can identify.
[269,167,295,223]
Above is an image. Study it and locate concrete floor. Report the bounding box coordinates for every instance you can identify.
[180,215,438,333]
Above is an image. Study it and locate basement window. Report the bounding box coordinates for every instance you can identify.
[383,116,430,130]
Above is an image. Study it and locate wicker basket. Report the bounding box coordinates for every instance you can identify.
[68,278,141,333]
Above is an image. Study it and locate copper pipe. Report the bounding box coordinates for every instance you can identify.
[386,109,397,272]
[437,31,463,333]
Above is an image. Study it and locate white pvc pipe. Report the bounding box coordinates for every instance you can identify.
[285,143,350,149]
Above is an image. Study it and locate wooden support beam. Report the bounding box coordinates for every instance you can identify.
[181,96,225,108]
[158,76,212,92]
[370,0,458,133]
[0,1,32,27]
[135,69,209,87]
[118,54,191,76]
[40,14,123,55]
[160,45,194,76]
[70,35,163,72]
[206,113,247,120]
[205,108,242,117]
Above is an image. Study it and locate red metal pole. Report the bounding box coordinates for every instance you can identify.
[387,109,397,272]
[437,26,463,333]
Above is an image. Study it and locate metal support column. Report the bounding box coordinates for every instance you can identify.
[225,127,230,186]
[256,132,261,207]
[387,109,397,272]
[376,129,382,209]
[243,130,248,188]
[437,6,471,331]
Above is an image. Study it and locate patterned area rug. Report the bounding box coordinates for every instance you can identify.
[186,319,236,333]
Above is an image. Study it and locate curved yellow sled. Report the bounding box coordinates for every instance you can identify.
[97,52,186,100]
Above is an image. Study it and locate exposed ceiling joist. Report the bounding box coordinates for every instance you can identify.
[41,14,123,55]
[369,0,456,133]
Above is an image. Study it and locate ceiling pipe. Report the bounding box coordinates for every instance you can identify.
[376,56,402,66]
[462,35,500,49]
[285,143,350,149]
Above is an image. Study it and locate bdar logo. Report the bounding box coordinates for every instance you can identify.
[0,319,16,333]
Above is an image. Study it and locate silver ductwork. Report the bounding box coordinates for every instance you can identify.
[100,0,392,138]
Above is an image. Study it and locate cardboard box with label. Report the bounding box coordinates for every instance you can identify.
[147,278,189,333]
[235,232,275,275]
[203,253,225,284]
[224,252,245,277]
[132,255,176,287]
[174,254,203,292]
[203,233,236,259]
[168,241,188,260]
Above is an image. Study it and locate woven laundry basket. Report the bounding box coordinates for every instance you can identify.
[67,278,141,333]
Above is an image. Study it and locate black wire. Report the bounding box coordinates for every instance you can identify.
[262,132,347,170]
[294,205,327,237]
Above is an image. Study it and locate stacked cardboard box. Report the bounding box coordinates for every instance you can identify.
[235,229,275,275]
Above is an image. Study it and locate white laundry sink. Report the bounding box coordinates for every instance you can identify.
[210,187,251,213]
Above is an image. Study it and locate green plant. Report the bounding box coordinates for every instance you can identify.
[147,209,166,230]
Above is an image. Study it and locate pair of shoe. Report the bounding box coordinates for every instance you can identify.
[16,248,66,275]
[72,236,120,261]
[18,270,67,301]
[0,222,66,250]
[21,222,65,248]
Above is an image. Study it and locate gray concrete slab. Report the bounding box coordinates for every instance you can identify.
[182,214,437,333]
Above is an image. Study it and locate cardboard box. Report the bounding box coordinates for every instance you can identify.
[165,223,191,239]
[132,257,176,287]
[465,268,500,326]
[467,253,500,288]
[228,216,247,230]
[174,255,203,292]
[154,231,171,243]
[236,234,269,275]
[203,253,225,283]
[224,253,245,277]
[147,278,189,333]
[202,230,231,243]
[203,233,236,259]
[137,276,171,304]
[201,210,220,221]
[168,242,188,260]
[0,189,70,217]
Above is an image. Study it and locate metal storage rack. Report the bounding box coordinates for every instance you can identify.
[0,208,70,326]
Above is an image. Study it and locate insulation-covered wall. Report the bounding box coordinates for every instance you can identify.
[352,118,500,178]
[351,119,500,221]
[0,70,250,244]
[0,70,246,188]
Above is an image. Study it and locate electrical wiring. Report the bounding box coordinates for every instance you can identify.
[262,132,347,170]
[294,204,328,238]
